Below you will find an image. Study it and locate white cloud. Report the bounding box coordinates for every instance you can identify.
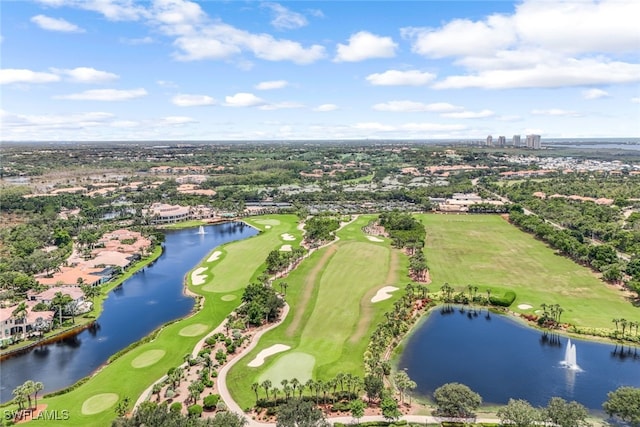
[224,92,266,107]
[334,31,397,62]
[31,14,84,32]
[111,120,140,128]
[372,101,462,113]
[55,88,148,101]
[402,14,515,58]
[366,70,436,86]
[632,97,640,104]
[162,116,197,125]
[172,24,326,64]
[255,80,289,90]
[405,0,640,90]
[582,88,609,100]
[432,59,640,89]
[1,110,114,130]
[259,101,304,111]
[37,0,148,21]
[263,3,308,30]
[441,109,495,119]
[531,109,582,117]
[0,69,60,85]
[172,94,216,107]
[52,67,119,83]
[314,104,338,112]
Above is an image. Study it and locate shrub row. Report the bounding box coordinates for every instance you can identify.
[490,290,516,307]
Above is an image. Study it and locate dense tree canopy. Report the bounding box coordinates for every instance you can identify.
[433,382,482,418]
[603,386,640,426]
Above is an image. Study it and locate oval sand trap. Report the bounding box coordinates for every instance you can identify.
[371,286,399,303]
[258,352,315,384]
[265,225,272,229]
[221,294,237,301]
[280,233,296,241]
[280,244,292,251]
[131,349,166,368]
[518,304,533,310]
[248,344,291,367]
[82,393,119,415]
[179,323,209,337]
[366,236,384,242]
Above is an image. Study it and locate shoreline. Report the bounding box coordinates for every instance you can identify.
[0,244,165,361]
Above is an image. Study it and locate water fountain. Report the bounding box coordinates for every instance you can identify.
[561,339,581,370]
[197,225,205,235]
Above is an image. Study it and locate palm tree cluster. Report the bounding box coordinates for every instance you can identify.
[538,303,565,329]
[612,318,640,338]
[251,373,363,409]
[11,380,44,419]
[364,284,430,377]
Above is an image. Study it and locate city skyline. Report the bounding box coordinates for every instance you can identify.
[1,0,639,141]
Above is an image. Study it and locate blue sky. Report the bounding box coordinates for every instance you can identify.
[1,0,639,141]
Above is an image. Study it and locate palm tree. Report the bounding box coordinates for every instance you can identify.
[22,380,35,409]
[271,387,280,403]
[32,381,43,408]
[620,318,628,336]
[283,385,292,401]
[290,378,300,398]
[261,380,272,400]
[305,379,315,399]
[486,288,492,305]
[12,384,26,412]
[612,318,620,333]
[251,382,260,403]
[336,372,345,392]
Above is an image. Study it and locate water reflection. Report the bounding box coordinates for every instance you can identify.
[398,306,640,410]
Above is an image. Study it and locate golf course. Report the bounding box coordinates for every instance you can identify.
[8,213,637,425]
[19,215,300,426]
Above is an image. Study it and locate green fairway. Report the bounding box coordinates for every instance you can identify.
[416,214,638,329]
[201,220,301,293]
[22,215,299,426]
[227,215,405,409]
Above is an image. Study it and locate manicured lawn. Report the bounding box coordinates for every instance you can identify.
[21,215,298,426]
[226,215,408,410]
[416,214,638,329]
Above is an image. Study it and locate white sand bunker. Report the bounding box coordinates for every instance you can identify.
[366,236,384,242]
[281,233,296,241]
[265,225,272,229]
[248,344,291,367]
[371,286,399,303]
[518,304,533,310]
[280,244,292,251]
[191,267,208,285]
[207,251,222,262]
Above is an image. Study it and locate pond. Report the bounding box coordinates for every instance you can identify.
[0,222,257,403]
[397,305,640,411]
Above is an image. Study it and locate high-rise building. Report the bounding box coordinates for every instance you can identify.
[526,134,542,149]
[486,135,493,146]
[498,136,506,146]
[512,135,521,146]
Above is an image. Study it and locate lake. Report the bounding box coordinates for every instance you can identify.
[397,305,640,411]
[0,222,257,403]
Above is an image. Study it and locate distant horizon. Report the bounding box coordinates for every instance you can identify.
[3,137,640,144]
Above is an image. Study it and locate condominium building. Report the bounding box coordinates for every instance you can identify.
[512,135,521,146]
[526,134,542,149]
[498,136,506,146]
[486,135,493,146]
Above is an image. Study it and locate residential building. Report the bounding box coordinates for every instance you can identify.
[486,135,493,146]
[526,134,542,149]
[512,135,521,146]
